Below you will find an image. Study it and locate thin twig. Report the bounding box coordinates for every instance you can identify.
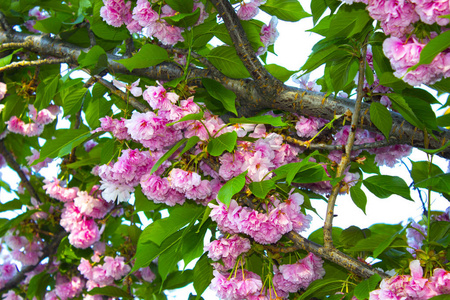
[323,36,369,248]
[0,41,31,51]
[0,58,69,73]
[0,231,67,293]
[0,140,41,203]
[94,76,149,113]
[264,244,300,253]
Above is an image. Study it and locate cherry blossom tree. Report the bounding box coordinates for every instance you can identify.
[0,0,450,299]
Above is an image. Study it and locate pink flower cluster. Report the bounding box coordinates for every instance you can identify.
[295,115,328,139]
[406,220,426,256]
[236,0,266,20]
[24,6,49,33]
[370,260,450,299]
[52,275,84,300]
[383,35,450,86]
[209,193,312,245]
[44,181,112,249]
[210,269,263,300]
[0,261,17,289]
[78,256,131,290]
[205,234,251,271]
[4,232,43,266]
[141,169,217,206]
[329,125,412,167]
[100,0,208,45]
[273,253,326,296]
[6,105,60,137]
[256,16,279,56]
[96,116,131,140]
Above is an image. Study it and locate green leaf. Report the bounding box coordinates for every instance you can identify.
[193,254,214,299]
[292,164,330,183]
[350,185,367,214]
[437,113,450,127]
[249,179,275,198]
[301,45,347,74]
[297,279,346,300]
[138,204,203,246]
[378,72,409,90]
[150,138,187,174]
[165,0,193,13]
[388,93,424,130]
[35,75,60,110]
[415,173,450,194]
[0,210,36,237]
[311,0,328,25]
[88,286,133,299]
[373,227,406,258]
[339,226,366,248]
[403,93,437,131]
[167,112,204,126]
[34,17,62,34]
[202,78,237,116]
[429,295,450,300]
[207,131,238,156]
[0,49,22,68]
[100,138,116,165]
[34,129,91,164]
[87,16,130,41]
[134,185,161,212]
[260,0,310,22]
[418,140,450,154]
[163,270,194,290]
[0,199,23,211]
[78,45,106,68]
[328,3,371,38]
[354,274,382,300]
[164,8,200,28]
[370,102,392,139]
[158,240,182,282]
[363,175,412,200]
[179,136,201,158]
[206,46,250,79]
[27,272,51,300]
[264,64,296,82]
[85,95,112,129]
[217,171,248,206]
[61,86,87,117]
[410,160,443,184]
[411,31,450,70]
[115,44,169,72]
[131,241,161,273]
[229,115,287,127]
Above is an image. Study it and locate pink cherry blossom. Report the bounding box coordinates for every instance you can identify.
[0,82,7,100]
[113,78,142,97]
[100,0,132,27]
[132,0,158,27]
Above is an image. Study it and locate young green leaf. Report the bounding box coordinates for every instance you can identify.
[229,115,287,127]
[202,78,237,116]
[207,131,238,156]
[217,171,248,206]
[115,44,169,72]
[350,185,367,215]
[249,179,275,198]
[370,102,392,139]
[260,0,310,22]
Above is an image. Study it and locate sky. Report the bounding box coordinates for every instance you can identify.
[1,1,450,299]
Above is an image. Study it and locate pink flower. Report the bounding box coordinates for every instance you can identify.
[143,83,178,110]
[410,0,450,25]
[279,253,325,289]
[26,148,52,172]
[68,218,101,249]
[132,0,158,27]
[140,174,170,202]
[43,178,79,202]
[113,78,142,97]
[205,235,251,270]
[139,266,156,282]
[0,82,7,100]
[169,168,202,193]
[260,16,279,46]
[295,116,328,138]
[237,1,260,20]
[100,0,132,27]
[103,256,131,280]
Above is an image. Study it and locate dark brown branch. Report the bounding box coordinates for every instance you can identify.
[323,39,369,248]
[0,140,41,203]
[265,244,300,253]
[0,231,67,293]
[0,31,449,158]
[209,0,283,99]
[0,11,12,33]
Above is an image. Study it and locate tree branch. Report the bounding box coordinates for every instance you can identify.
[209,0,283,99]
[0,231,67,293]
[0,58,69,73]
[323,38,369,248]
[0,140,41,203]
[0,31,449,158]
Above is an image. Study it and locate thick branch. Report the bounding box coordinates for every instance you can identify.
[209,0,283,99]
[0,231,67,293]
[286,231,389,279]
[0,31,449,158]
[0,140,41,203]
